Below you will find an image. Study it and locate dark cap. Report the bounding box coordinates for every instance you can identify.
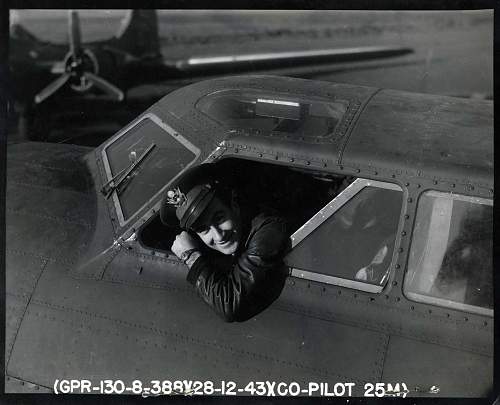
[160,165,217,229]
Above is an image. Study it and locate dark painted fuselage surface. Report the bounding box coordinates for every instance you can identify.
[5,76,493,397]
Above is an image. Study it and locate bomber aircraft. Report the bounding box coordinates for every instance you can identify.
[9,9,413,142]
[5,75,493,397]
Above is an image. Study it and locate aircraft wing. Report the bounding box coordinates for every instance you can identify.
[169,46,413,73]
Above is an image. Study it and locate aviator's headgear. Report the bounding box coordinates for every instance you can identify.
[160,165,217,230]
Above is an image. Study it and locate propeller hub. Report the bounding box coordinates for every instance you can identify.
[34,10,124,104]
[63,49,99,92]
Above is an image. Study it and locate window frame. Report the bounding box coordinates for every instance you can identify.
[288,178,403,293]
[195,88,350,139]
[100,112,201,227]
[404,190,493,317]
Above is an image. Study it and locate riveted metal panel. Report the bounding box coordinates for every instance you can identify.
[382,336,492,397]
[276,276,493,357]
[4,375,52,393]
[343,89,493,185]
[8,255,390,389]
[8,297,388,389]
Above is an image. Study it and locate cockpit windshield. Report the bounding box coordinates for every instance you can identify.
[102,115,199,224]
[197,89,347,138]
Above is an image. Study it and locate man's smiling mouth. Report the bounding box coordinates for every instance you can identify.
[217,239,232,246]
[216,233,235,246]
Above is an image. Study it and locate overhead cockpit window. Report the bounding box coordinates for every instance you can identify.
[285,179,403,293]
[404,191,493,316]
[196,89,347,138]
[102,114,199,224]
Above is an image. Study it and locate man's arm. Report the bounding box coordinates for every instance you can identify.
[186,216,288,322]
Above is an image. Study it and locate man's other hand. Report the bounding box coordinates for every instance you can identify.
[171,231,199,259]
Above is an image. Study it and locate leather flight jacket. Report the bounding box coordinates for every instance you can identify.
[186,213,289,322]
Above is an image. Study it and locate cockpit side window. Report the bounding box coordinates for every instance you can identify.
[138,158,349,255]
[137,159,403,295]
[285,179,403,293]
[136,157,404,295]
[404,191,493,316]
[101,114,200,225]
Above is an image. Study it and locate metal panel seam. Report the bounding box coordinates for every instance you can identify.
[284,283,489,332]
[101,275,195,294]
[378,335,391,381]
[6,207,92,229]
[95,246,123,280]
[6,259,49,369]
[5,374,53,391]
[7,181,94,199]
[274,302,490,355]
[337,87,382,165]
[6,248,77,266]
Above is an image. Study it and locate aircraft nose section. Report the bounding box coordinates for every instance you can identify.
[6,143,96,264]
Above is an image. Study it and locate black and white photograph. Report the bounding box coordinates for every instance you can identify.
[3,7,494,399]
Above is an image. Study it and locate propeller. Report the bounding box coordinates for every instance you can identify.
[34,10,125,104]
[84,72,124,101]
[68,10,82,57]
[34,73,71,104]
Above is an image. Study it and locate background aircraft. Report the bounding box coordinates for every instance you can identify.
[8,9,493,145]
[9,9,414,143]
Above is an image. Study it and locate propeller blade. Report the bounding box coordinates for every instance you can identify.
[84,72,125,101]
[34,73,71,104]
[68,10,82,56]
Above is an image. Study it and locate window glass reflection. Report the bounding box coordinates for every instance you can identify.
[405,191,493,315]
[286,186,402,288]
[105,118,196,221]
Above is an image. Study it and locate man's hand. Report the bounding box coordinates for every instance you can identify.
[171,231,200,259]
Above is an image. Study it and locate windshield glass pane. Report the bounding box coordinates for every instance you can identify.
[404,191,493,315]
[105,117,197,222]
[286,186,402,287]
[197,89,347,138]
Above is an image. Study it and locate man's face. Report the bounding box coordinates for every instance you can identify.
[192,196,241,255]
